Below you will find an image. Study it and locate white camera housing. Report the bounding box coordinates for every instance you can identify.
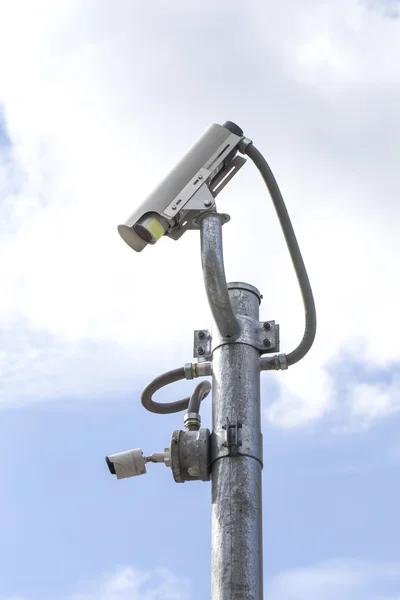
[106,448,146,479]
[118,121,246,252]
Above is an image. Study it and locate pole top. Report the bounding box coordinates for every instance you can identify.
[227,282,262,304]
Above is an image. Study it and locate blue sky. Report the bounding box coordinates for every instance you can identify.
[0,1,400,598]
[1,385,400,599]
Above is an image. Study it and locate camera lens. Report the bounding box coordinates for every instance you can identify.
[134,223,153,243]
[134,214,167,244]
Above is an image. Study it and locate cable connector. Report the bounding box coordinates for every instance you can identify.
[184,362,195,379]
[184,362,212,379]
[238,136,253,154]
[274,354,288,370]
[184,412,201,430]
[260,354,289,371]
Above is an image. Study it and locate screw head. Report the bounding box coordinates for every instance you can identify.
[172,205,177,210]
[197,346,205,356]
[204,200,212,208]
[198,174,203,180]
[198,331,206,339]
[263,338,271,347]
[263,322,271,331]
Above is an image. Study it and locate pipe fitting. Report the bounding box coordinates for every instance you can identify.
[184,362,212,379]
[184,362,195,379]
[184,412,201,430]
[238,136,253,154]
[274,354,288,370]
[260,353,289,371]
[196,361,212,377]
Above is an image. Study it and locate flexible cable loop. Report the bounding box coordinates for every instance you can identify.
[188,380,211,413]
[244,143,317,366]
[185,380,212,431]
[141,368,211,414]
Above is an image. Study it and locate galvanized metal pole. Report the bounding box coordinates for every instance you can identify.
[211,282,263,600]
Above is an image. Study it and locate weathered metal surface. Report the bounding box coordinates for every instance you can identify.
[211,283,263,600]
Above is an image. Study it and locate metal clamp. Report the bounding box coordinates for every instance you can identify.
[210,420,263,467]
[193,319,279,359]
[222,417,242,456]
[211,316,279,355]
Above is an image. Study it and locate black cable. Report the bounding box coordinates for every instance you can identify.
[244,143,317,366]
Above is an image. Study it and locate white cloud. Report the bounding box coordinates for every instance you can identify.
[266,559,400,600]
[0,566,189,600]
[348,377,400,427]
[0,0,399,427]
[70,566,189,600]
[265,359,335,428]
[5,560,400,600]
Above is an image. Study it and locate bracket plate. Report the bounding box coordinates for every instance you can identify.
[212,316,280,355]
[209,155,246,196]
[193,329,212,361]
[193,319,279,359]
[164,167,213,219]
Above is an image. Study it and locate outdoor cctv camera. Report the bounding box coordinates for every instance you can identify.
[118,121,246,252]
[106,449,147,479]
[106,447,170,479]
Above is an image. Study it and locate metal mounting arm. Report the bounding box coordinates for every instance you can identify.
[199,212,241,340]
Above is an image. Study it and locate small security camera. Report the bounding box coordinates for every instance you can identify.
[106,448,170,479]
[106,449,147,479]
[118,121,246,252]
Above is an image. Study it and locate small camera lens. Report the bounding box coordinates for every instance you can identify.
[134,223,153,243]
